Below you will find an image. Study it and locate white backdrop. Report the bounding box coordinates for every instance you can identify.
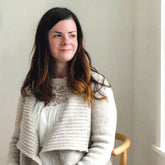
[0,0,135,164]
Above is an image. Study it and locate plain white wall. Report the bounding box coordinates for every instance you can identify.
[0,0,134,164]
[133,0,165,165]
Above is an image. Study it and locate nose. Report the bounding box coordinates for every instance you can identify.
[62,35,70,45]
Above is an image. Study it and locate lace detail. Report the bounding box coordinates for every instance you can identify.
[48,85,70,106]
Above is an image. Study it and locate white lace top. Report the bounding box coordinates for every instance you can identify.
[32,76,70,147]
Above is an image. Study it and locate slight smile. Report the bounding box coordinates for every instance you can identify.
[60,49,72,52]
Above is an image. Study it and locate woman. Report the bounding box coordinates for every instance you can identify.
[7,7,117,165]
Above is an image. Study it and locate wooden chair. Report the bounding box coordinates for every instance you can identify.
[112,133,131,165]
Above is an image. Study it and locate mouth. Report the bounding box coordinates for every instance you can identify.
[60,49,72,52]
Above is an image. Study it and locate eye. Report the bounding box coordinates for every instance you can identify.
[69,34,76,38]
[53,34,62,38]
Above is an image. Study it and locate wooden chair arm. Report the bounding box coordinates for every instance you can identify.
[112,133,131,156]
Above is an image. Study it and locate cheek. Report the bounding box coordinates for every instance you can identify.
[75,41,78,50]
[49,40,58,51]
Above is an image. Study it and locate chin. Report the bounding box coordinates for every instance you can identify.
[62,55,75,61]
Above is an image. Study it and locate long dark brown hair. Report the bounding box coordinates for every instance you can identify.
[21,7,110,106]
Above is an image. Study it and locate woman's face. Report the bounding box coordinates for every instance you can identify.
[48,19,78,64]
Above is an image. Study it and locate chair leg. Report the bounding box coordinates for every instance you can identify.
[120,151,127,165]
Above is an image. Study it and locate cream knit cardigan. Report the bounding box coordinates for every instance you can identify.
[7,74,117,165]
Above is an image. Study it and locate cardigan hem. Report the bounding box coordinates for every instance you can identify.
[17,143,42,165]
[40,145,89,154]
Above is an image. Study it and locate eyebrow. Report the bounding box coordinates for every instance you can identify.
[52,31,77,34]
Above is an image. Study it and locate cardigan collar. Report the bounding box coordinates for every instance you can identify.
[16,94,91,164]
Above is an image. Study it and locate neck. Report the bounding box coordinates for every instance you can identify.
[51,62,68,78]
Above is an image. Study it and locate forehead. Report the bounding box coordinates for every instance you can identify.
[49,19,77,33]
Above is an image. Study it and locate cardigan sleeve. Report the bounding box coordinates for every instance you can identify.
[7,95,24,165]
[77,81,117,165]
